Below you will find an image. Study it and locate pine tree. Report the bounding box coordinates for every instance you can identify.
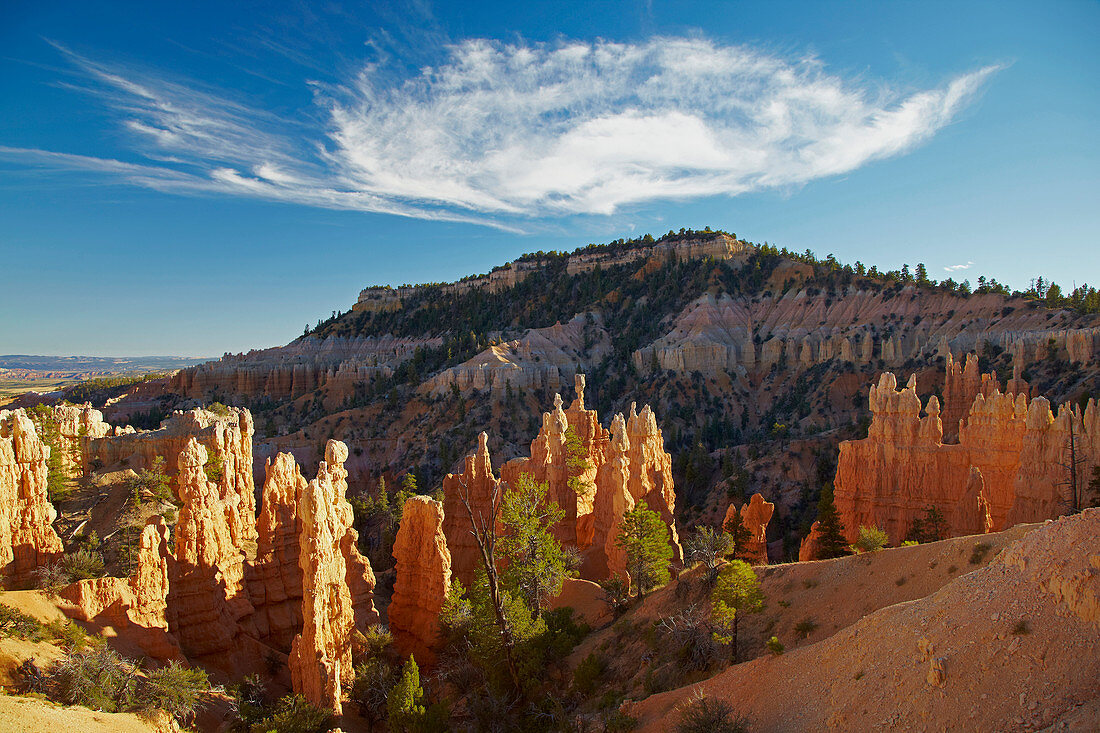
[722,505,753,560]
[564,427,593,496]
[498,473,567,617]
[814,483,849,559]
[386,656,426,732]
[616,499,673,597]
[710,559,764,663]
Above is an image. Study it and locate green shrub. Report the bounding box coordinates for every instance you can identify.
[133,662,211,723]
[204,452,225,483]
[573,652,607,696]
[0,604,44,641]
[969,542,992,565]
[604,708,639,732]
[206,402,231,417]
[765,636,784,655]
[43,618,92,650]
[794,619,818,638]
[49,645,137,713]
[252,694,332,733]
[61,548,105,581]
[675,689,748,733]
[851,526,889,553]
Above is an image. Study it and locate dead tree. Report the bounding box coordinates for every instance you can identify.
[455,476,522,691]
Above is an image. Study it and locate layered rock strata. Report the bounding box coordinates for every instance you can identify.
[389,495,451,667]
[0,409,63,584]
[171,335,440,402]
[632,289,1100,378]
[424,313,611,399]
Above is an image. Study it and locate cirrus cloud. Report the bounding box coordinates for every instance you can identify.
[2,38,999,228]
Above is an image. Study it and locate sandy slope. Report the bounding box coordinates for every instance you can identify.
[626,510,1100,732]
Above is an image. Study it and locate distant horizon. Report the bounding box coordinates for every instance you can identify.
[2,1,1096,355]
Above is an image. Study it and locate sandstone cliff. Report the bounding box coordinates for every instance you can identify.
[0,409,63,584]
[389,495,451,668]
[834,370,1099,544]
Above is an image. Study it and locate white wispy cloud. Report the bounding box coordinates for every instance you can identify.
[2,38,1000,226]
[943,261,976,272]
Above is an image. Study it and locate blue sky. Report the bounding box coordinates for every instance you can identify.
[1,1,1097,356]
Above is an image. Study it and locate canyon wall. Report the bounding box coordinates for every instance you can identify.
[170,334,441,402]
[633,290,1100,379]
[834,370,1099,544]
[0,409,63,584]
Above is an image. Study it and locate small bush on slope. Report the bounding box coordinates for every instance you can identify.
[675,689,749,733]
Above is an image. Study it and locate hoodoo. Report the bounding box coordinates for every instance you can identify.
[289,441,360,716]
[389,495,452,667]
[0,409,64,584]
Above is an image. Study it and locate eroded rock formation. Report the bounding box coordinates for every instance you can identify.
[289,441,360,716]
[441,431,500,588]
[170,437,253,666]
[726,493,774,565]
[87,407,257,545]
[500,376,608,550]
[389,495,451,667]
[246,452,308,651]
[443,376,682,585]
[0,409,63,584]
[834,371,1099,544]
[798,521,823,562]
[59,516,180,660]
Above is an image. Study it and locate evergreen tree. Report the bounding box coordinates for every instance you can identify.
[710,560,764,663]
[498,473,567,617]
[616,499,673,597]
[905,505,947,543]
[814,483,849,559]
[563,426,593,496]
[386,657,426,732]
[722,505,753,560]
